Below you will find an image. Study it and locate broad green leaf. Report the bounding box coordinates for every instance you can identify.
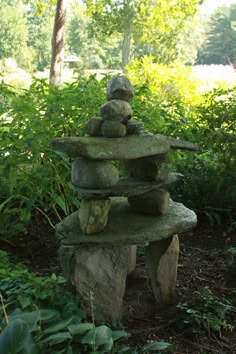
[116,344,134,352]
[18,295,32,309]
[143,341,171,351]
[81,325,113,348]
[9,311,40,332]
[53,195,68,214]
[68,322,94,336]
[0,319,31,354]
[39,309,60,324]
[99,336,113,351]
[43,317,74,335]
[112,330,130,341]
[41,331,72,346]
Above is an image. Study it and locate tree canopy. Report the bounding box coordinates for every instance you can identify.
[197,4,236,64]
[0,0,28,61]
[84,0,202,70]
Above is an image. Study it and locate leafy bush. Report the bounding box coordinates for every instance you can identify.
[172,151,236,215]
[177,288,234,334]
[128,57,206,149]
[172,87,236,214]
[0,75,109,239]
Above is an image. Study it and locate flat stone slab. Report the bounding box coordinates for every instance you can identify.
[76,173,183,199]
[56,198,197,246]
[51,133,197,160]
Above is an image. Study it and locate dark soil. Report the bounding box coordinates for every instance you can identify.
[1,215,236,354]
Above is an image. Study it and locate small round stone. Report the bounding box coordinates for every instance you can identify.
[102,120,127,138]
[100,99,133,123]
[126,120,144,135]
[72,158,119,188]
[85,117,103,136]
[128,189,170,215]
[106,76,134,102]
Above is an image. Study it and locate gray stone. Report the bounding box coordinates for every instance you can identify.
[128,245,137,274]
[100,100,133,123]
[168,137,198,151]
[106,76,134,102]
[145,235,179,304]
[79,199,111,235]
[76,173,184,199]
[56,198,197,246]
[85,118,103,136]
[58,246,75,285]
[128,189,170,216]
[122,154,170,181]
[71,158,119,188]
[102,120,127,138]
[126,120,144,135]
[51,134,171,160]
[71,244,129,321]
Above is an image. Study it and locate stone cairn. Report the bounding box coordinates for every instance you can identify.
[52,76,197,321]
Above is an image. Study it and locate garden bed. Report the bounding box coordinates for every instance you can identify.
[1,216,236,353]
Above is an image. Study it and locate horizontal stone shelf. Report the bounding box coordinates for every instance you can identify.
[76,173,183,199]
[51,133,197,160]
[56,198,197,246]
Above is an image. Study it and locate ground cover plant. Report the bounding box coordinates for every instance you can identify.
[0,251,170,354]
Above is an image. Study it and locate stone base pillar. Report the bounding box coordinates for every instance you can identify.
[59,244,129,322]
[128,245,137,274]
[145,235,179,305]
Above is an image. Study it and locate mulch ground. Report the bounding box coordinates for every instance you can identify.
[1,214,236,354]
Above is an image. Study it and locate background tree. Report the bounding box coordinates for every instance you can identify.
[0,0,28,62]
[22,0,66,85]
[197,4,236,64]
[50,0,66,85]
[26,6,54,71]
[84,0,202,71]
[67,4,122,69]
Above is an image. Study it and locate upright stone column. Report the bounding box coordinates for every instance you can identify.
[72,245,129,321]
[145,234,179,304]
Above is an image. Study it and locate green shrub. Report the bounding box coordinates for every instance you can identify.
[172,87,236,214]
[177,288,234,335]
[0,75,109,239]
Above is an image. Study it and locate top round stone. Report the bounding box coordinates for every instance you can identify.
[106,76,134,102]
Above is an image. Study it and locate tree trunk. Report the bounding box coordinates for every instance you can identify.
[122,22,132,73]
[49,0,66,86]
[122,0,132,73]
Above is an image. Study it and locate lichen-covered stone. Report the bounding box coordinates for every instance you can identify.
[100,99,133,123]
[85,117,103,136]
[72,245,129,321]
[102,120,127,138]
[128,245,137,274]
[106,76,134,102]
[51,134,171,160]
[122,154,170,181]
[126,120,144,135]
[79,199,111,234]
[56,198,197,246]
[128,189,170,216]
[72,158,119,188]
[76,173,183,199]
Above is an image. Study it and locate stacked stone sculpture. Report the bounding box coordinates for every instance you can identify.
[52,76,197,322]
